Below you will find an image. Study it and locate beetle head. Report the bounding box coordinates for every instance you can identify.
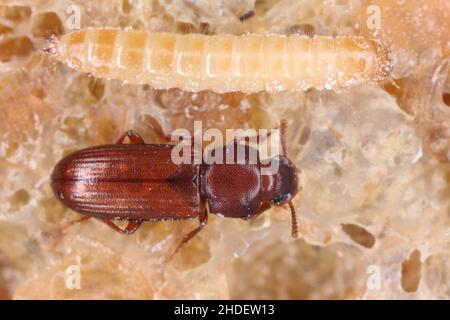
[262,155,299,206]
[261,119,299,238]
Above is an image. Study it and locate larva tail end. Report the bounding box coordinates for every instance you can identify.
[372,39,393,80]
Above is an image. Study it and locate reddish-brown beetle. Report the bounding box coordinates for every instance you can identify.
[51,120,299,257]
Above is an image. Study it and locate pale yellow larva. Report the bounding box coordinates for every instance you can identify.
[48,28,392,93]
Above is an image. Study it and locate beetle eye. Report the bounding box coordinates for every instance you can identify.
[273,195,284,204]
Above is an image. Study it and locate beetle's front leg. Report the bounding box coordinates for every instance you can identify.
[145,115,172,143]
[234,132,272,146]
[116,130,145,144]
[100,219,143,234]
[233,119,287,147]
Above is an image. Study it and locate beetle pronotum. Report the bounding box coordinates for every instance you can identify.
[47,28,392,93]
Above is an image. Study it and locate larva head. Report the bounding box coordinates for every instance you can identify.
[42,34,58,55]
[43,30,86,69]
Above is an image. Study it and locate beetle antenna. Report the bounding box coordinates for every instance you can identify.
[280,119,298,238]
[279,119,288,157]
[288,200,298,238]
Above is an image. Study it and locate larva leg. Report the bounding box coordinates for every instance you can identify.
[239,10,255,22]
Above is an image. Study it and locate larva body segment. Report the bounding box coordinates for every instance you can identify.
[51,28,391,93]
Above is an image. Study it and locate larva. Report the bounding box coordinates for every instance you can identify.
[48,28,391,93]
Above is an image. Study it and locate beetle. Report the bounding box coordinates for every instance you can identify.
[51,120,300,258]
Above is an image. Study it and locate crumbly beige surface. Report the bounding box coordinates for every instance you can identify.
[0,0,448,299]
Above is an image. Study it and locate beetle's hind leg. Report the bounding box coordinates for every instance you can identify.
[100,219,143,235]
[117,130,145,144]
[47,215,92,245]
[166,207,208,262]
[60,215,92,231]
[55,217,142,238]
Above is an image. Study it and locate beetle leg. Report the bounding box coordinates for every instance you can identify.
[100,219,143,234]
[146,115,200,146]
[233,133,269,146]
[145,115,172,143]
[279,119,288,157]
[60,215,92,231]
[233,126,279,147]
[47,215,91,244]
[116,130,145,144]
[166,208,208,262]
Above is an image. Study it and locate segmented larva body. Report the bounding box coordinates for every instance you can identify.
[50,28,391,93]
